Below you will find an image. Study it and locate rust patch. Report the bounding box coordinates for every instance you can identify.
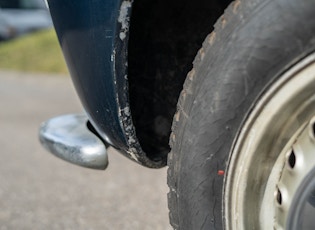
[174,111,180,122]
[207,32,216,45]
[233,0,241,13]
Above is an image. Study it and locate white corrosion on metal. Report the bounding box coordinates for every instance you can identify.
[117,1,132,40]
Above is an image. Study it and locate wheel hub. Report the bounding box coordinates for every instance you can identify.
[225,54,315,229]
[276,117,315,229]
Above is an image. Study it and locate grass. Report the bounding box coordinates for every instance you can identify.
[0,29,68,74]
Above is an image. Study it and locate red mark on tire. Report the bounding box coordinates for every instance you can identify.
[218,170,225,176]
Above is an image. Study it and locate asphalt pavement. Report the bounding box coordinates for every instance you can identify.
[0,71,170,230]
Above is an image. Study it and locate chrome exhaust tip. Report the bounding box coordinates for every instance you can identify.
[39,114,108,170]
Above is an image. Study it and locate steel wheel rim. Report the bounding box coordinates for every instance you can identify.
[224,53,315,229]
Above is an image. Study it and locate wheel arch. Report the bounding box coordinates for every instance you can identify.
[128,0,233,160]
[47,0,232,168]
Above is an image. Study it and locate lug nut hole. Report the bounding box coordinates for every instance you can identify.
[288,150,296,169]
[276,188,282,205]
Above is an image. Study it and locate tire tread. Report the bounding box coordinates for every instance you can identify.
[167,1,243,228]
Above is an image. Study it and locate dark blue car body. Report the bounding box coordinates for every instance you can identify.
[47,0,164,167]
[46,0,230,168]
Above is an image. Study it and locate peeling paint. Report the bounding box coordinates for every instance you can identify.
[117,1,132,41]
[123,106,130,116]
[111,49,116,62]
[127,148,139,162]
[128,136,136,144]
[116,99,159,164]
[118,104,139,152]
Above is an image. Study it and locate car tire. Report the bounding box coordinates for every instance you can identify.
[167,0,315,229]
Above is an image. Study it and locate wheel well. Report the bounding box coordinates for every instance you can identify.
[128,0,232,159]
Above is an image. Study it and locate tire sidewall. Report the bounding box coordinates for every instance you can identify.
[168,0,315,229]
